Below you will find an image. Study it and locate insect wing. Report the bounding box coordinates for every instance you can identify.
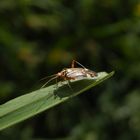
[66,68,88,79]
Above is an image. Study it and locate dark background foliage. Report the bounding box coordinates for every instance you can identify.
[0,0,140,139]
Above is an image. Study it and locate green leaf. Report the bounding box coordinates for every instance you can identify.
[0,71,114,130]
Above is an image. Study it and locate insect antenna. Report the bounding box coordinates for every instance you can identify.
[39,74,57,82]
[41,75,58,88]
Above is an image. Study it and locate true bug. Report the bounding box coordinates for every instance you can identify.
[41,60,97,88]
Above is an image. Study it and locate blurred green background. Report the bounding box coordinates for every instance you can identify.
[0,0,140,139]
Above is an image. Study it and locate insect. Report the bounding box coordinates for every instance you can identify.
[41,60,97,88]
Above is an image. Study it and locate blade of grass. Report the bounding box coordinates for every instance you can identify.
[0,71,114,130]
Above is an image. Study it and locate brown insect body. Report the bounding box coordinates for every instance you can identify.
[41,60,97,88]
[57,68,97,81]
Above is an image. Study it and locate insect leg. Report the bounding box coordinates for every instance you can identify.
[55,77,58,89]
[71,60,75,68]
[71,60,86,68]
[67,80,73,91]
